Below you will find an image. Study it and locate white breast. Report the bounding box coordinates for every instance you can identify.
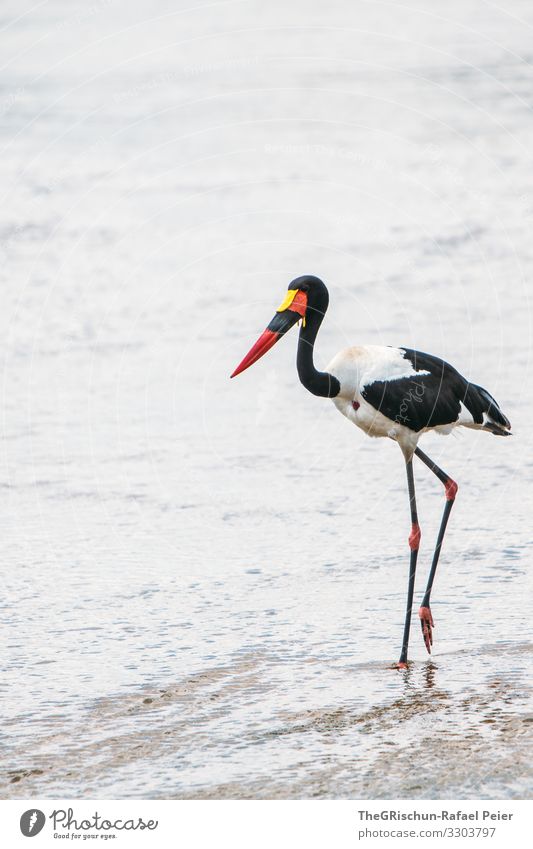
[325,345,427,452]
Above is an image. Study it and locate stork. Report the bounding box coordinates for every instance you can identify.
[231,276,511,668]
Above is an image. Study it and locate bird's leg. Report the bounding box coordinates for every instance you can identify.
[414,447,458,653]
[395,457,421,669]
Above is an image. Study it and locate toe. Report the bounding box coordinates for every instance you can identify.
[418,606,434,654]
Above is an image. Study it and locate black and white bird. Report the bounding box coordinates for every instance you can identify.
[231,275,511,668]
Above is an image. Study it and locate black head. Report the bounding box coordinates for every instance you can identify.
[230,275,329,378]
[287,275,329,317]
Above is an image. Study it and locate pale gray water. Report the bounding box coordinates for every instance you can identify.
[1,0,532,799]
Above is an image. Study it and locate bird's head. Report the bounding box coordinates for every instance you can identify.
[230,275,328,378]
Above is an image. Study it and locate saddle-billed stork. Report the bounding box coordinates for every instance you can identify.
[231,275,511,668]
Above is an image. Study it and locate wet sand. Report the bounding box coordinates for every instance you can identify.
[3,644,532,798]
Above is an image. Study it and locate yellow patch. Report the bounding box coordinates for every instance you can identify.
[276,289,298,312]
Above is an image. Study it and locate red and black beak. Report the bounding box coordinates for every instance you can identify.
[230,288,308,378]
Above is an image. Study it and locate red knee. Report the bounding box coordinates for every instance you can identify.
[445,478,458,501]
[409,523,421,550]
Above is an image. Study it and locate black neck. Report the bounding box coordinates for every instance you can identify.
[296,307,340,398]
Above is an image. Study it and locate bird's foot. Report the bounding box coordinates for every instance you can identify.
[418,606,434,653]
[391,661,409,670]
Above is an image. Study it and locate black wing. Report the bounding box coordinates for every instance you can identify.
[361,348,510,433]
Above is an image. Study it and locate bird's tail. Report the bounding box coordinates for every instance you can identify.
[465,382,512,436]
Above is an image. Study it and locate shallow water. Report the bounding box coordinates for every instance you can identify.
[1,0,532,799]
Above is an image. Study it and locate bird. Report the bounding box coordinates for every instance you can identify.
[230,275,511,668]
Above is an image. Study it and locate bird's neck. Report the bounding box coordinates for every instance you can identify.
[296,308,340,398]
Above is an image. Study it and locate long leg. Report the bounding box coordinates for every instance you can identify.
[396,457,421,668]
[414,446,458,653]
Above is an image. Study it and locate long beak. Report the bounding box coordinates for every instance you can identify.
[230,289,307,378]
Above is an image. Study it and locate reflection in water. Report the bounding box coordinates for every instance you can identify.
[423,662,438,690]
